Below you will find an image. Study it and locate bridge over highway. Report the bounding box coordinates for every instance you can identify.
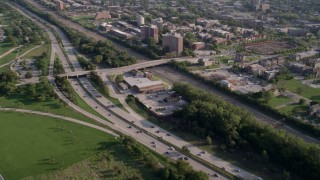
[58,57,198,78]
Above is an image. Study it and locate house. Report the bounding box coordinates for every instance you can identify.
[247,64,266,75]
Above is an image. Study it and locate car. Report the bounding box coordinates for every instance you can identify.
[183,157,189,160]
[151,141,155,144]
[160,136,164,139]
[150,125,155,128]
[221,167,225,170]
[96,95,101,98]
[155,131,160,133]
[153,145,157,148]
[108,114,111,116]
[178,157,183,160]
[136,131,140,133]
[131,121,134,124]
[213,173,219,177]
[166,133,171,136]
[169,147,175,150]
[234,169,240,172]
[201,151,207,154]
[165,151,169,154]
[197,153,202,156]
[128,126,132,128]
[95,106,98,108]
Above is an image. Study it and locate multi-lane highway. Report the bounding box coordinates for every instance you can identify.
[9,3,239,179]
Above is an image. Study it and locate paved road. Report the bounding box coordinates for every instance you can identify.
[149,66,320,144]
[0,108,119,137]
[11,5,230,179]
[58,57,199,77]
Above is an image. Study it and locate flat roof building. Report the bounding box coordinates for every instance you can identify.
[141,25,159,43]
[162,33,183,54]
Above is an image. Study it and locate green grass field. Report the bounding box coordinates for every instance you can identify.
[267,95,293,107]
[0,111,164,180]
[277,79,320,103]
[0,94,100,125]
[0,44,38,66]
[279,103,309,116]
[0,42,14,55]
[0,111,114,179]
[22,44,49,59]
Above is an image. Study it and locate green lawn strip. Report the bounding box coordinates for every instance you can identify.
[267,95,293,107]
[0,111,115,179]
[0,94,100,126]
[126,97,283,179]
[0,44,38,66]
[69,83,111,122]
[0,64,10,72]
[21,44,48,59]
[277,79,320,103]
[0,42,14,55]
[278,103,309,117]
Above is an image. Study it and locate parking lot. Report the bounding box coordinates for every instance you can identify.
[135,90,187,117]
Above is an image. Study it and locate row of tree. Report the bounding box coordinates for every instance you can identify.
[170,60,320,139]
[173,83,320,179]
[89,71,109,97]
[55,76,76,103]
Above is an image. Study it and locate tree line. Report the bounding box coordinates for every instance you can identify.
[173,83,320,179]
[170,60,320,139]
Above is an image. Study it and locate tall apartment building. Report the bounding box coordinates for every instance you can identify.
[56,0,64,11]
[151,18,164,31]
[162,33,183,54]
[141,25,159,43]
[137,14,145,26]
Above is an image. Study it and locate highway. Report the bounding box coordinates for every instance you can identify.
[149,66,320,144]
[9,3,234,179]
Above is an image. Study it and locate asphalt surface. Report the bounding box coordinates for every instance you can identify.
[149,66,320,144]
[10,4,234,179]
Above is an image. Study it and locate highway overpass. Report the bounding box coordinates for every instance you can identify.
[58,57,198,78]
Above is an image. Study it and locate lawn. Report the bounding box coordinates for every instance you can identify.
[277,79,320,103]
[279,103,309,116]
[0,64,10,72]
[0,94,100,126]
[267,95,293,107]
[0,42,14,55]
[0,44,38,66]
[22,44,49,59]
[0,111,115,179]
[0,111,164,180]
[215,55,233,64]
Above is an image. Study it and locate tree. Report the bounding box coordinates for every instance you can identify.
[25,70,33,78]
[299,98,306,105]
[198,58,204,66]
[206,136,212,145]
[115,74,124,83]
[93,55,103,64]
[182,146,190,153]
